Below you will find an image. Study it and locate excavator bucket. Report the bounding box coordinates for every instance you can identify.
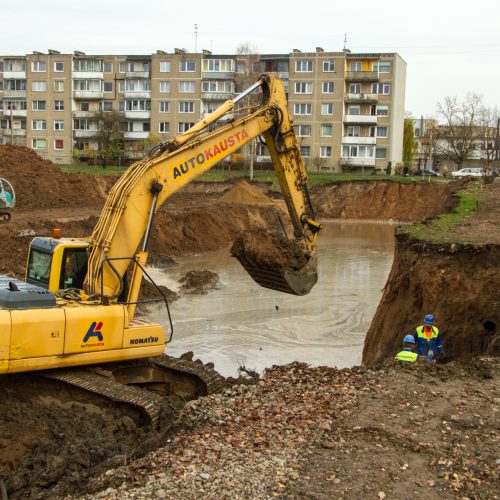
[230,230,318,296]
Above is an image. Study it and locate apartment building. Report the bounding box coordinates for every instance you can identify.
[0,48,406,171]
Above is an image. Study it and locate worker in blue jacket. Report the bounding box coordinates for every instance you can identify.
[412,314,444,361]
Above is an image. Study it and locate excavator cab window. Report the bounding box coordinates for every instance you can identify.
[60,248,88,290]
[27,250,52,286]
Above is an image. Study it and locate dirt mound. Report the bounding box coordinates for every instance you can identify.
[0,145,105,210]
[218,181,272,205]
[179,269,219,294]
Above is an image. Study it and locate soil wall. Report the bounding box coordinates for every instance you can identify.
[363,234,500,366]
[311,180,461,221]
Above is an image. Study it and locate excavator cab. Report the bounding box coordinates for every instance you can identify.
[0,178,15,222]
[26,236,89,292]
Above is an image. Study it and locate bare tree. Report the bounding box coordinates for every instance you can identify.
[435,93,484,168]
[96,110,126,165]
[477,105,499,170]
[416,120,438,171]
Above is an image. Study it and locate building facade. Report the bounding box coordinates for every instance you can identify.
[0,48,406,172]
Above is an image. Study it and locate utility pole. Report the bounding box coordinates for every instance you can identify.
[194,24,198,53]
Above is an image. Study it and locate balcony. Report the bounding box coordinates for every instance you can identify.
[3,71,26,79]
[202,92,234,101]
[345,93,378,103]
[125,111,151,120]
[73,90,104,100]
[345,71,379,81]
[2,90,27,99]
[124,131,149,140]
[124,91,151,99]
[2,129,27,137]
[342,137,376,145]
[2,109,27,118]
[73,111,99,118]
[125,71,150,79]
[72,71,103,79]
[202,71,234,80]
[74,130,99,138]
[340,157,375,167]
[344,114,378,125]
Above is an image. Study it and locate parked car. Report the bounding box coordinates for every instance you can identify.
[413,169,441,177]
[451,168,487,178]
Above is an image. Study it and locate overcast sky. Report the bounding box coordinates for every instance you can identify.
[3,0,499,117]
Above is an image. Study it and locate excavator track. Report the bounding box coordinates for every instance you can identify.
[41,354,227,428]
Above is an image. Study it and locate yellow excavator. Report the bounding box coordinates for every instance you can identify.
[0,75,321,424]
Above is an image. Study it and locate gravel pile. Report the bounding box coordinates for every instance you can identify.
[78,363,365,499]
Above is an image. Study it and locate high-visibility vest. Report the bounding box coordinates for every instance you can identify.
[416,325,439,341]
[395,350,418,363]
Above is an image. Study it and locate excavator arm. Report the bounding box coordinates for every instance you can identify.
[85,75,321,313]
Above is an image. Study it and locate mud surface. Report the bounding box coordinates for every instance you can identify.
[179,269,220,294]
[0,146,498,499]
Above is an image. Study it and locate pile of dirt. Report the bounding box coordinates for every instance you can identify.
[231,229,309,272]
[218,181,272,204]
[179,269,219,294]
[0,145,105,210]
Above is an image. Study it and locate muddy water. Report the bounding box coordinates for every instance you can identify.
[146,221,395,377]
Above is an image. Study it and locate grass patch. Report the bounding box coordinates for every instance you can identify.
[399,191,478,243]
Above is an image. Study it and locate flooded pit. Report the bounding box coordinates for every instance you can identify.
[146,221,396,377]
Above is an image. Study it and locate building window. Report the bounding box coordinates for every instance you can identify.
[294,103,312,115]
[295,60,312,72]
[159,61,171,72]
[295,82,313,94]
[322,82,334,94]
[179,61,196,72]
[159,101,170,113]
[320,146,332,158]
[102,101,113,111]
[347,105,360,115]
[143,122,150,132]
[80,102,89,112]
[321,124,333,137]
[54,100,64,111]
[202,59,235,72]
[32,81,46,92]
[103,81,113,92]
[373,61,391,73]
[179,81,195,93]
[349,83,361,94]
[296,125,311,137]
[372,83,391,95]
[375,105,389,116]
[31,61,46,72]
[54,61,64,72]
[159,81,171,92]
[31,120,47,130]
[300,146,311,157]
[321,103,333,115]
[323,60,335,72]
[103,62,113,73]
[53,80,64,92]
[73,79,102,91]
[125,99,151,111]
[54,139,64,150]
[350,61,362,71]
[348,126,360,137]
[202,80,233,93]
[375,148,387,159]
[32,101,46,111]
[343,145,375,158]
[179,101,195,113]
[159,122,170,133]
[32,138,47,149]
[178,122,195,133]
[73,59,102,72]
[376,126,388,138]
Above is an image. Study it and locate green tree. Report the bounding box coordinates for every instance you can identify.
[403,117,416,168]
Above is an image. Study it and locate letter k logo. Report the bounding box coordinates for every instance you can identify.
[83,321,104,343]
